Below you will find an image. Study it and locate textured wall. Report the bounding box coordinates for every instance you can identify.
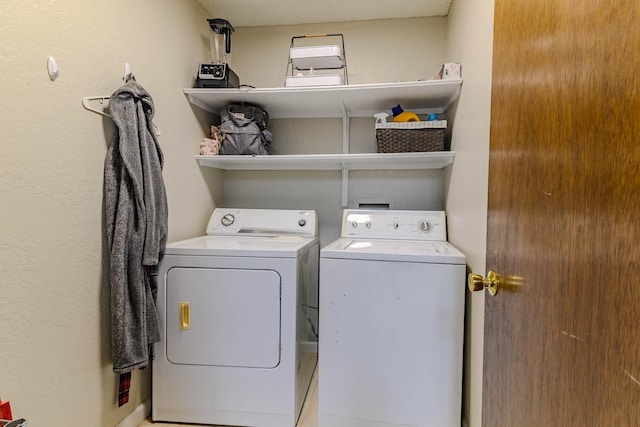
[232,18,448,87]
[0,3,494,425]
[225,18,450,244]
[445,0,495,426]
[0,1,220,425]
[226,16,494,427]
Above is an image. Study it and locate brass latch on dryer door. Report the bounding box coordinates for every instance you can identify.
[178,302,190,330]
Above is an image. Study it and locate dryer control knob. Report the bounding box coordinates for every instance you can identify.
[221,213,235,226]
[299,219,307,227]
[351,221,358,229]
[419,220,432,232]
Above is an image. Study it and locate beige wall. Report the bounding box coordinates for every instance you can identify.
[0,1,220,425]
[445,0,494,426]
[227,18,450,246]
[233,18,449,87]
[218,16,493,427]
[1,2,494,426]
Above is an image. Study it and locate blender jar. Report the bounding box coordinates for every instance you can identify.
[208,18,234,64]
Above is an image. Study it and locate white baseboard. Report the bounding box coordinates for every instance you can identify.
[115,399,150,427]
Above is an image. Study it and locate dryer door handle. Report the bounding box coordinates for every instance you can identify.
[179,302,191,330]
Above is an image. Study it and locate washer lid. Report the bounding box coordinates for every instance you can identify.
[165,235,318,258]
[321,238,466,264]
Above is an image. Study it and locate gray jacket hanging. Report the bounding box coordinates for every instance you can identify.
[104,80,168,373]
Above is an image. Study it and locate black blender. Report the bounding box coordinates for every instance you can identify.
[196,18,240,88]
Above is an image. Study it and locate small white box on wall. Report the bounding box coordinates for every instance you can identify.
[439,63,462,79]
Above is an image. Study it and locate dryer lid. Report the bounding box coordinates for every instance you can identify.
[206,208,318,237]
[165,234,318,258]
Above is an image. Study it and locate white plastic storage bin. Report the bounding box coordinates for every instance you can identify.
[289,45,344,70]
[285,74,344,87]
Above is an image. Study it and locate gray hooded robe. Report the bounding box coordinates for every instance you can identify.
[104,80,168,373]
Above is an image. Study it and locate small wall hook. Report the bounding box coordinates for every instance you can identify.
[47,56,60,81]
[124,63,134,82]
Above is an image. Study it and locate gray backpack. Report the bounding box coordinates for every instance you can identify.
[219,103,272,155]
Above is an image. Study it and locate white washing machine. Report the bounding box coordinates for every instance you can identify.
[152,208,319,427]
[318,209,466,427]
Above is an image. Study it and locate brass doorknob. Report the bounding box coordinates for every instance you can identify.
[468,270,500,296]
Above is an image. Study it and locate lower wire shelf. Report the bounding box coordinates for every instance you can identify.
[195,151,455,171]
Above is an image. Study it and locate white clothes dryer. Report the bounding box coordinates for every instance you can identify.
[319,209,466,427]
[152,208,319,427]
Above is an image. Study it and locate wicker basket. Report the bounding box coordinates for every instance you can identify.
[375,120,447,153]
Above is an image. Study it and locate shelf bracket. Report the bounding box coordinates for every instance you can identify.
[341,102,350,153]
[341,163,349,208]
[340,102,350,207]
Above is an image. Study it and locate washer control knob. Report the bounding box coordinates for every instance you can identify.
[299,219,307,227]
[419,220,432,232]
[220,213,235,227]
[351,221,358,229]
[365,221,372,229]
[393,222,399,230]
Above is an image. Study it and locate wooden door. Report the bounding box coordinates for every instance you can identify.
[483,0,640,425]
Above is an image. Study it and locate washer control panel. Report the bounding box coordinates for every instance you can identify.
[206,208,318,237]
[341,209,447,241]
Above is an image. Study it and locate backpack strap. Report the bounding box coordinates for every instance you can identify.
[220,103,269,129]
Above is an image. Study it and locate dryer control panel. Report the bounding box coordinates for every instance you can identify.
[341,209,447,241]
[207,208,318,237]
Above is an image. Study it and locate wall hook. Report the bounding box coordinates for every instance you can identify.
[124,63,134,82]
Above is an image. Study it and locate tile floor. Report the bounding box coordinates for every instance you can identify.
[139,366,319,427]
